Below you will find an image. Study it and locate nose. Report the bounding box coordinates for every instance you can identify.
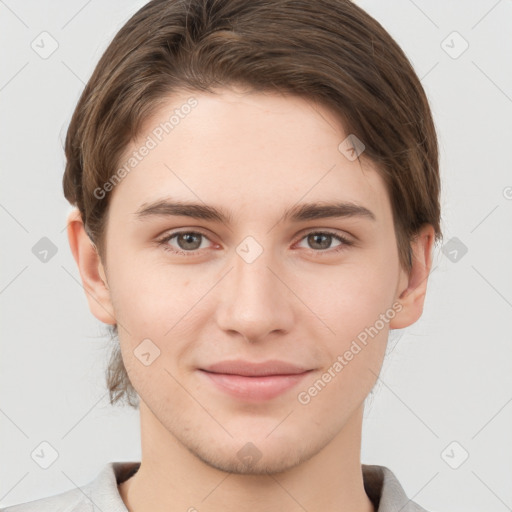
[214,241,296,343]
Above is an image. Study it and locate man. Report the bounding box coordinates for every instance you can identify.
[2,0,441,510]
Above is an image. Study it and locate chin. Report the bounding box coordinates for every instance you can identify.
[192,442,310,476]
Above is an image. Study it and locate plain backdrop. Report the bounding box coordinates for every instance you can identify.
[1,1,511,511]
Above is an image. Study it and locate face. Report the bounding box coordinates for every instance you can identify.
[96,87,410,474]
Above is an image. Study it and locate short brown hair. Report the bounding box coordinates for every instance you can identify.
[63,0,443,408]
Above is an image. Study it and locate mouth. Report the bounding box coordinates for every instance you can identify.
[198,359,313,401]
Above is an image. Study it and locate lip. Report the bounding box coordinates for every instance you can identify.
[202,359,310,376]
[198,360,313,401]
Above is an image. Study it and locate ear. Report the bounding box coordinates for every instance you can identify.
[389,224,435,329]
[66,208,116,325]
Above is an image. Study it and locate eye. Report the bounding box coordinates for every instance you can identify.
[156,229,353,257]
[296,231,353,255]
[157,231,213,256]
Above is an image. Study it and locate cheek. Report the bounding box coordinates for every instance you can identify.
[106,249,194,332]
[317,258,398,331]
[312,261,398,384]
[297,270,395,412]
[107,258,208,388]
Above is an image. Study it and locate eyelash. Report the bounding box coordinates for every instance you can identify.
[156,230,354,257]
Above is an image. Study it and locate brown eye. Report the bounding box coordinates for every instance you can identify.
[296,231,354,255]
[306,233,337,250]
[176,232,203,250]
[158,231,212,255]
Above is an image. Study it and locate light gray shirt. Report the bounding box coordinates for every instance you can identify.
[1,462,429,511]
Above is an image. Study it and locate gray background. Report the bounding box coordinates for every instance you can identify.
[1,1,511,511]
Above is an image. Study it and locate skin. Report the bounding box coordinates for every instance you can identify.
[67,86,434,512]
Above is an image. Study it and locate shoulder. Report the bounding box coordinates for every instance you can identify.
[0,462,140,512]
[362,464,430,512]
[0,487,91,512]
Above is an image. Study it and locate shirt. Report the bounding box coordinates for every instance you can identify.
[0,462,429,511]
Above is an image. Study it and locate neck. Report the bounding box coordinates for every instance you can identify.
[119,402,375,512]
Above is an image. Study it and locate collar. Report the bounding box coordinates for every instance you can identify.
[79,461,428,512]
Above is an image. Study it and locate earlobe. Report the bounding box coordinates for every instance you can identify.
[389,224,435,330]
[66,209,116,325]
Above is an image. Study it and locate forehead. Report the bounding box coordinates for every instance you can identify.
[110,88,392,226]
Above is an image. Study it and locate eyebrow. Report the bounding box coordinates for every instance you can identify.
[134,199,376,224]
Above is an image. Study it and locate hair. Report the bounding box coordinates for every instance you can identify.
[63,0,443,408]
